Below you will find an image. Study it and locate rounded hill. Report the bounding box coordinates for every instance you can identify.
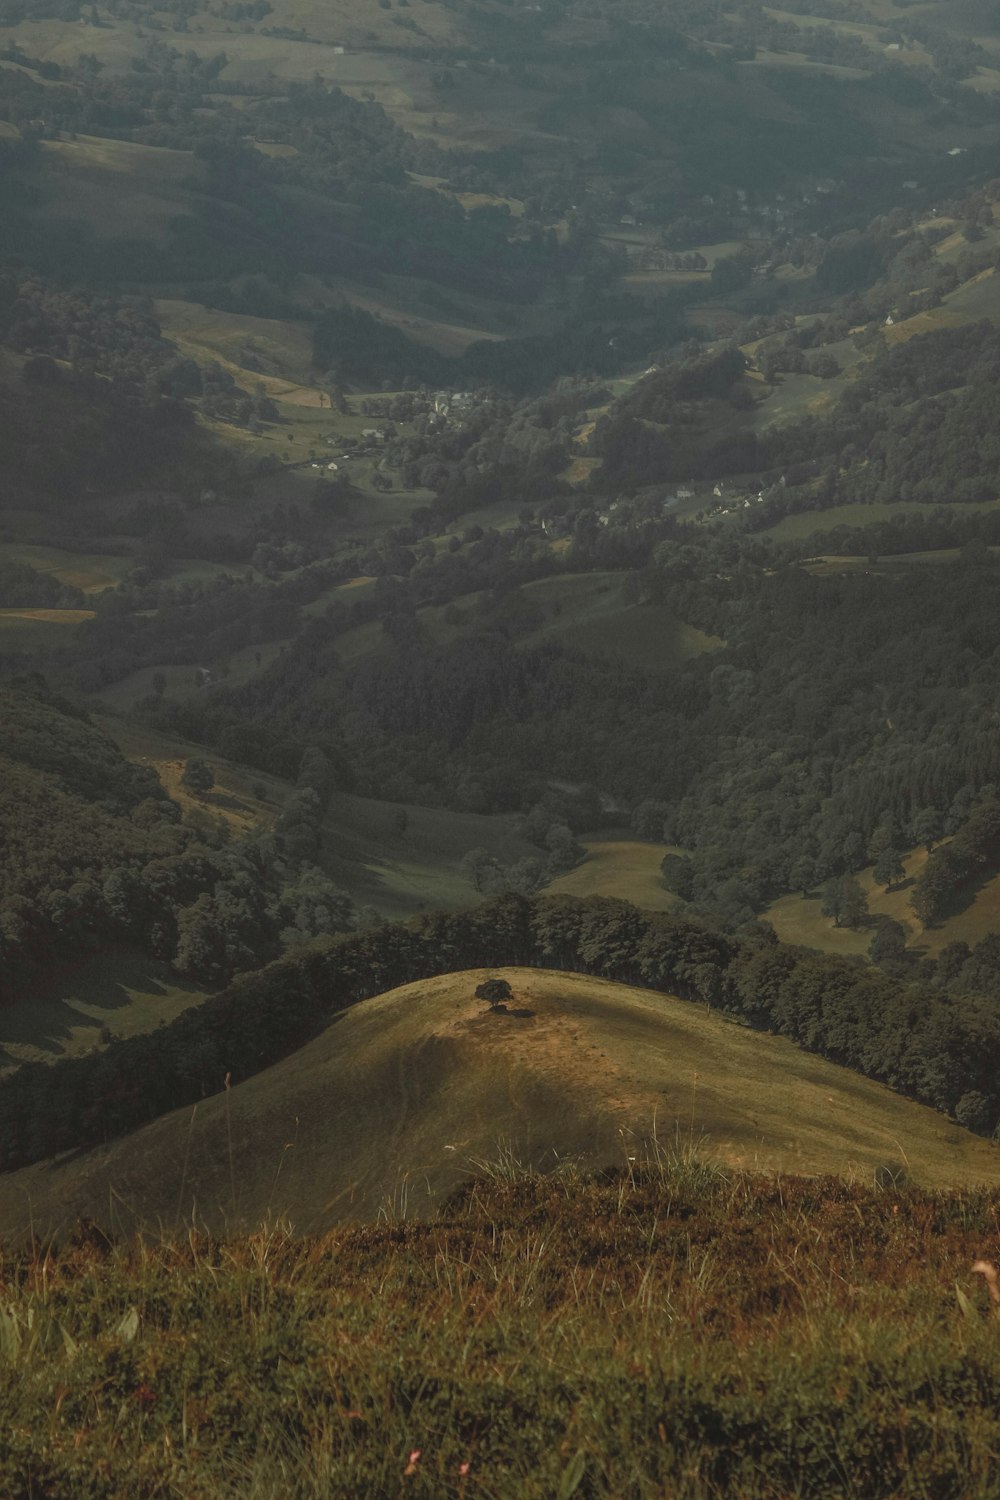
[4,968,998,1241]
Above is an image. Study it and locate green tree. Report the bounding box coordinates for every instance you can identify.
[475,977,512,1011]
[181,758,215,796]
[873,848,906,891]
[821,875,868,929]
[869,920,908,970]
[909,807,942,853]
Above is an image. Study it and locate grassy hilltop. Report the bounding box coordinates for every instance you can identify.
[4,1165,1000,1497]
[3,966,998,1243]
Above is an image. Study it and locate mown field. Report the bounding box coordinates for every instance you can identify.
[542,839,678,912]
[519,573,725,669]
[0,607,94,651]
[764,498,1000,542]
[0,543,131,594]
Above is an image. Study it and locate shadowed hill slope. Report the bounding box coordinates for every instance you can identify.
[5,967,998,1242]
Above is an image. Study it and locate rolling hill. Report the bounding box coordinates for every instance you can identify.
[5,965,998,1244]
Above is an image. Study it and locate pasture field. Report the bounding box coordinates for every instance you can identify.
[543,839,680,912]
[0,950,206,1076]
[2,964,997,1242]
[92,665,206,714]
[884,267,1000,346]
[761,5,935,69]
[96,715,537,922]
[764,843,1000,960]
[0,543,131,594]
[765,847,932,960]
[764,498,1000,542]
[0,608,93,650]
[155,300,317,390]
[33,135,204,243]
[519,572,725,669]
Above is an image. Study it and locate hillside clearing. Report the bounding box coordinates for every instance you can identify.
[0,543,131,594]
[0,950,206,1075]
[543,839,678,911]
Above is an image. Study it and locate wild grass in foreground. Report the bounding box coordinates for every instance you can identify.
[3,1154,1000,1497]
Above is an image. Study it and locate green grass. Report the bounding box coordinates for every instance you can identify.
[4,1166,1000,1496]
[318,789,537,919]
[518,573,724,669]
[542,838,682,911]
[764,499,1000,542]
[0,607,93,650]
[94,714,537,920]
[0,543,131,594]
[2,965,997,1246]
[31,135,204,244]
[0,949,206,1075]
[768,839,1000,961]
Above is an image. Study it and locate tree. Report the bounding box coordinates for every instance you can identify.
[821,875,868,929]
[955,1090,994,1135]
[909,807,942,853]
[710,252,753,293]
[661,852,694,900]
[631,799,671,841]
[869,920,908,970]
[475,977,512,1011]
[873,848,906,891]
[181,758,214,796]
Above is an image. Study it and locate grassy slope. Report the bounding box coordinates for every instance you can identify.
[5,1169,1000,1498]
[519,573,725,669]
[0,543,132,593]
[543,838,678,912]
[767,842,1000,958]
[3,966,997,1243]
[0,950,206,1074]
[97,716,536,920]
[0,608,94,651]
[764,499,1000,542]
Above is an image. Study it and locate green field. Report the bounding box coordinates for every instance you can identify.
[0,543,132,594]
[0,607,93,650]
[0,950,206,1075]
[765,499,1000,542]
[519,573,725,668]
[767,840,1000,960]
[96,715,537,921]
[543,839,680,911]
[2,965,997,1242]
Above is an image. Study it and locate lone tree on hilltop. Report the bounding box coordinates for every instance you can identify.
[475,978,512,1012]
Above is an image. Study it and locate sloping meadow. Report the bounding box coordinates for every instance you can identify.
[2,1163,1000,1498]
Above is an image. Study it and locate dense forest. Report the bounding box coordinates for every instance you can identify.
[0,681,353,1001]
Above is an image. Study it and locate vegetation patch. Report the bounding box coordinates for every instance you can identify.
[3,1170,1000,1497]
